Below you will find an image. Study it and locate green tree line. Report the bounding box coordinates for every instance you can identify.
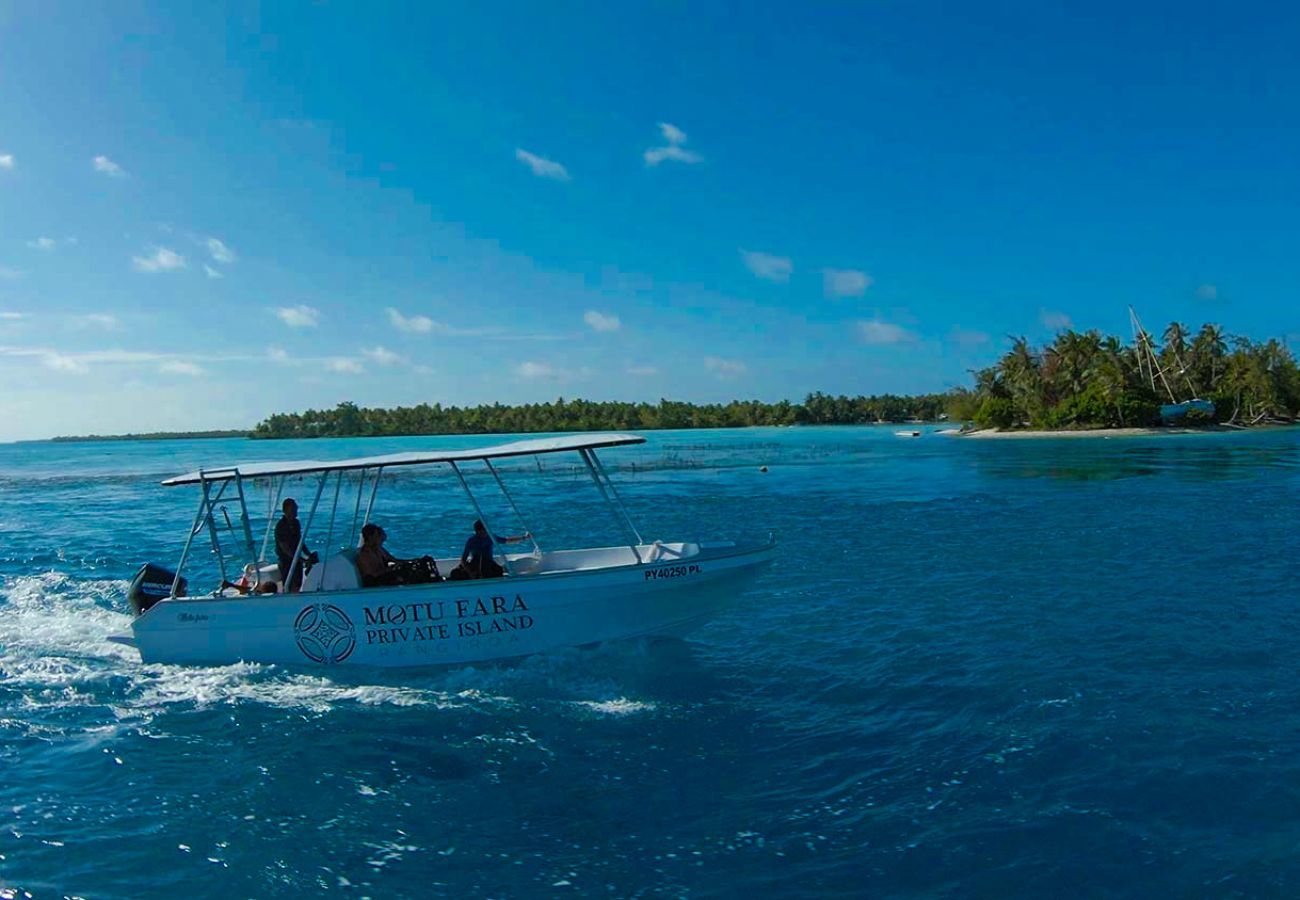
[954,322,1300,429]
[251,321,1300,438]
[251,393,954,439]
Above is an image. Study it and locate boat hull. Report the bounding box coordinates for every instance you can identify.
[126,542,774,668]
[1160,398,1215,420]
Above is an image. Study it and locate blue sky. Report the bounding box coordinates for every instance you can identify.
[2,2,1299,440]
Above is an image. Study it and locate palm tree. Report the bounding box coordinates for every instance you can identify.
[1044,329,1102,400]
[1190,323,1228,392]
[1162,321,1189,355]
[999,336,1043,424]
[1158,321,1199,397]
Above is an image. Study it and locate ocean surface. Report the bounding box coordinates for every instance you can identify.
[2,425,1299,898]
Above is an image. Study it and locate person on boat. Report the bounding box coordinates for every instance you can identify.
[223,564,280,596]
[356,523,440,587]
[274,498,317,592]
[449,519,530,580]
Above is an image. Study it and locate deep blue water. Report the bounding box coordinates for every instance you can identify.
[3,426,1300,898]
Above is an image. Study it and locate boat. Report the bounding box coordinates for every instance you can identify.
[110,434,775,668]
[1129,307,1216,422]
[894,430,921,438]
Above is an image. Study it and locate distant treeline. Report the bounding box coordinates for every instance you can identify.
[49,429,250,443]
[64,321,1296,442]
[250,394,954,439]
[955,322,1300,429]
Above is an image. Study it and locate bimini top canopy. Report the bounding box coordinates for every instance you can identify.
[161,433,646,486]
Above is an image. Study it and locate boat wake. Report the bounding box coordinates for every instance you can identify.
[0,572,669,731]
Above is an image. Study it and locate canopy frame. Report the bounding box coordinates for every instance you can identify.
[161,433,646,487]
[166,436,649,596]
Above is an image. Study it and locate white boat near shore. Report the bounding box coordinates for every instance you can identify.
[112,434,775,668]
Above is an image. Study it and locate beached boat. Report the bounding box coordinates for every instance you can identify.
[1130,307,1216,422]
[110,434,774,668]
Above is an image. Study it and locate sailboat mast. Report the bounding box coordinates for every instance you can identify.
[1129,306,1178,403]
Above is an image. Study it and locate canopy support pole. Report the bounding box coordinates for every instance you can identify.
[449,461,513,575]
[200,477,230,589]
[362,468,383,528]
[315,470,345,591]
[258,476,285,566]
[172,471,210,598]
[286,472,327,592]
[485,459,541,556]
[588,449,643,544]
[347,469,368,549]
[579,449,642,562]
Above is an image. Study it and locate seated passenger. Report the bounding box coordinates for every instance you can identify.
[448,520,530,580]
[357,523,441,587]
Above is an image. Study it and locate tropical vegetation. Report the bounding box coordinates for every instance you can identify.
[250,394,954,439]
[958,322,1300,429]
[234,321,1300,439]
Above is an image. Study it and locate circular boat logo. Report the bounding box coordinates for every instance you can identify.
[293,604,356,665]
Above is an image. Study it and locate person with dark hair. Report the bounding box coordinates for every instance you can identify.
[450,519,530,580]
[357,523,440,587]
[274,498,317,592]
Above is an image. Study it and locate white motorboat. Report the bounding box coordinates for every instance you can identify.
[111,434,775,668]
[894,430,921,438]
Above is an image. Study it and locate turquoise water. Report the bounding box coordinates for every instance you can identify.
[2,426,1299,897]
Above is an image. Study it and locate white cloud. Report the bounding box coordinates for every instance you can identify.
[1196,283,1218,301]
[627,365,659,377]
[644,122,702,166]
[1039,308,1073,331]
[328,357,364,374]
[268,346,290,363]
[203,264,224,279]
[26,237,56,252]
[583,310,621,332]
[515,148,570,181]
[206,237,235,264]
[387,306,434,333]
[77,349,170,364]
[705,356,747,378]
[658,122,687,145]
[93,155,124,176]
[273,305,320,328]
[1,346,224,379]
[159,360,203,377]
[949,327,991,348]
[513,361,590,382]
[70,313,120,330]
[742,250,793,283]
[42,352,89,374]
[362,345,403,366]
[0,312,24,320]
[823,268,873,298]
[0,154,13,170]
[132,247,186,273]
[644,145,703,166]
[858,318,916,345]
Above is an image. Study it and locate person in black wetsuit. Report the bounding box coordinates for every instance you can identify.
[453,519,530,579]
[274,498,316,592]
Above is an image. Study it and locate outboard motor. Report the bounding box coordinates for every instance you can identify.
[128,563,185,616]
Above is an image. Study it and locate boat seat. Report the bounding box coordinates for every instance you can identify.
[301,549,362,593]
